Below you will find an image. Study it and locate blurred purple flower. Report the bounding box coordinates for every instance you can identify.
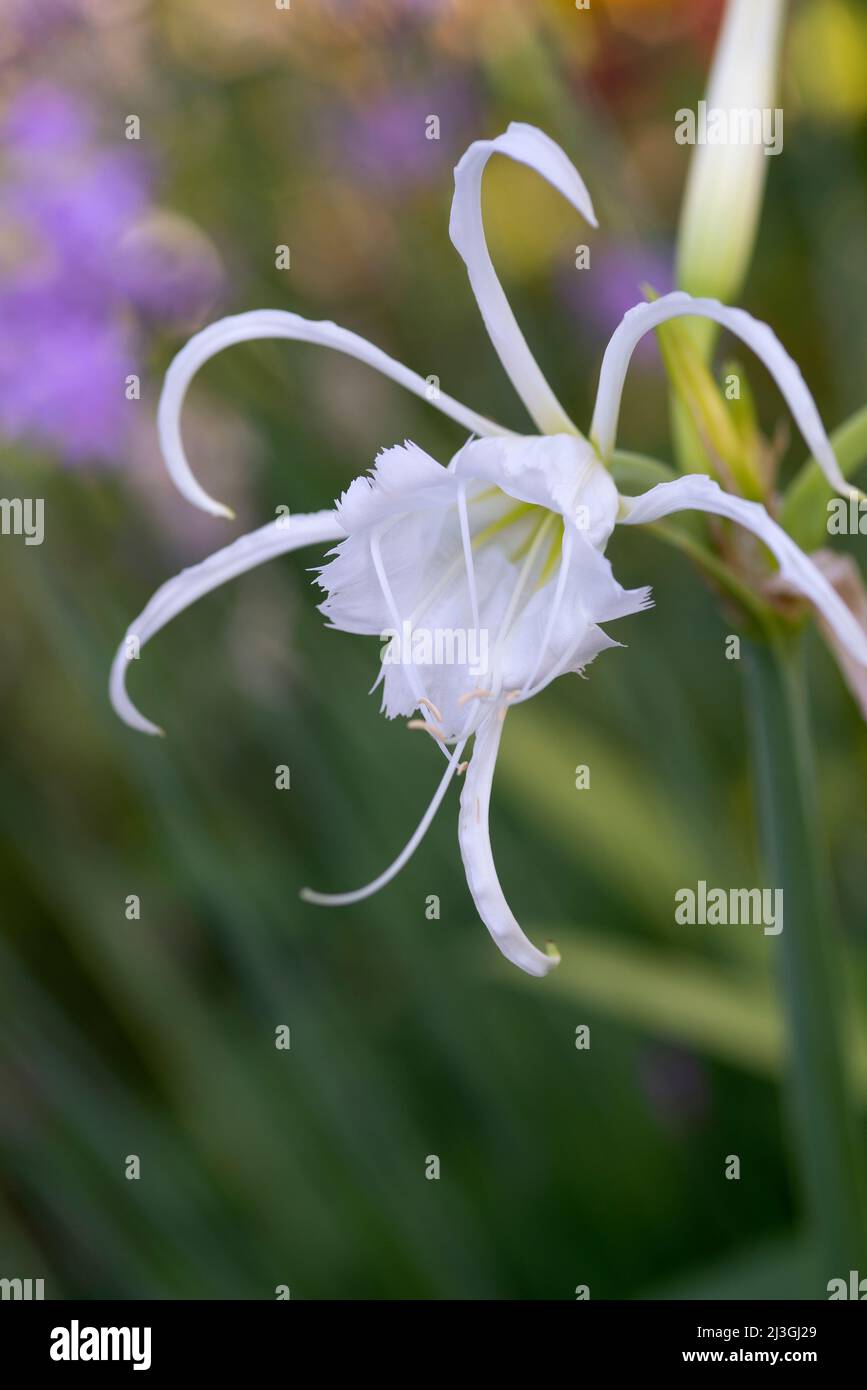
[0,83,222,466]
[0,0,83,58]
[114,212,224,327]
[562,243,674,360]
[4,83,91,153]
[332,81,477,190]
[0,292,134,465]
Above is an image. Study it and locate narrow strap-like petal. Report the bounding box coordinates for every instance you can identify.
[591,292,856,497]
[300,736,468,908]
[450,122,597,437]
[458,712,558,977]
[619,475,867,667]
[111,509,345,735]
[159,310,513,519]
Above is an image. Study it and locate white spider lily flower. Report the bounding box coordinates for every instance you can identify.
[111,123,867,979]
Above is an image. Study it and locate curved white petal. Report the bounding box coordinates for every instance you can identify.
[158,310,512,518]
[111,509,344,735]
[591,292,856,497]
[300,736,468,907]
[450,122,597,437]
[458,713,558,978]
[619,475,867,667]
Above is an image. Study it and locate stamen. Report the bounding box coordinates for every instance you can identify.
[458,687,493,705]
[418,696,443,723]
[369,521,449,763]
[489,513,557,699]
[522,525,574,695]
[407,719,447,742]
[408,551,465,629]
[456,482,480,637]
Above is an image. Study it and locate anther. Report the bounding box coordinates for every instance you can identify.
[458,688,493,705]
[407,719,447,742]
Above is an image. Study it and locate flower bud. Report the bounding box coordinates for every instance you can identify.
[676,0,787,303]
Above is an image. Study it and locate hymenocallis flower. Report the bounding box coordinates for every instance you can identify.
[111,124,866,978]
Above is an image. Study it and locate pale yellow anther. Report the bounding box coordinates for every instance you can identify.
[458,688,493,705]
[418,696,444,723]
[407,718,447,742]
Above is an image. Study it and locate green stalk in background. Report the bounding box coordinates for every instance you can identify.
[746,634,867,1281]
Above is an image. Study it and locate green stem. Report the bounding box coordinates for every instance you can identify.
[745,633,867,1282]
[644,521,774,632]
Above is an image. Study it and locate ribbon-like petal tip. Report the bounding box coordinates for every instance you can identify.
[131,718,165,738]
[115,695,165,739]
[109,646,164,737]
[620,474,867,670]
[195,494,235,521]
[545,940,562,967]
[297,737,468,909]
[459,715,556,978]
[116,700,165,740]
[109,509,346,741]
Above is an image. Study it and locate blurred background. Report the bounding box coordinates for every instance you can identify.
[1,0,867,1300]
